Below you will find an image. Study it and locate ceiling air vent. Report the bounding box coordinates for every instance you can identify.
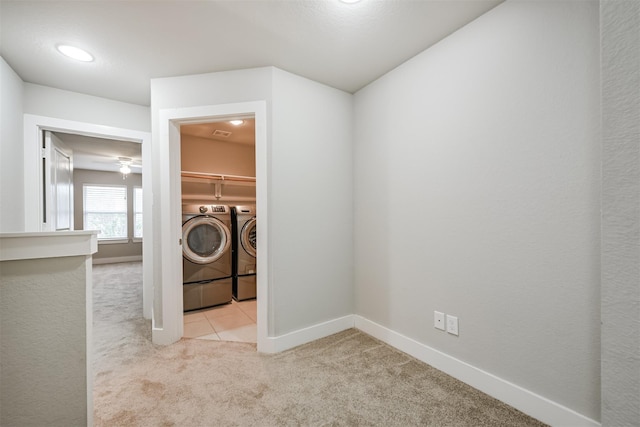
[212,129,232,138]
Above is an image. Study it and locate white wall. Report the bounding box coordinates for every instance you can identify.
[0,58,25,232]
[354,0,600,422]
[150,67,272,336]
[150,66,354,340]
[271,68,353,335]
[5,2,629,422]
[24,83,150,132]
[0,72,151,234]
[601,0,640,424]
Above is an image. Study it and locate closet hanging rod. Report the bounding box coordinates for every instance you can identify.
[181,171,256,183]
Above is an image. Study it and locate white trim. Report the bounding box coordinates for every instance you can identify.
[154,102,269,352]
[354,316,601,427]
[83,256,94,427]
[0,231,97,261]
[263,315,355,354]
[22,114,153,321]
[97,239,129,245]
[92,255,143,265]
[23,115,148,231]
[151,326,176,346]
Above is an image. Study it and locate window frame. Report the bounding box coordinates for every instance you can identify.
[133,186,143,242]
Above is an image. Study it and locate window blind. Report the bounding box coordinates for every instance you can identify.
[83,185,127,240]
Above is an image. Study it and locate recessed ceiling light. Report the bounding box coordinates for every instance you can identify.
[229,120,244,126]
[56,44,94,62]
[339,0,362,3]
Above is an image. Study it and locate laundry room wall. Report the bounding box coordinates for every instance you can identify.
[353,0,600,424]
[181,135,256,203]
[73,169,143,263]
[0,57,24,232]
[181,135,255,177]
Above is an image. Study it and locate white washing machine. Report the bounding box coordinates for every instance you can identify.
[182,204,233,311]
[232,205,257,301]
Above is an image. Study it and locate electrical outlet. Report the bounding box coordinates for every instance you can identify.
[446,315,459,336]
[434,311,445,331]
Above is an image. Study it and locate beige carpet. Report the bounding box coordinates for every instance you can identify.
[93,262,546,426]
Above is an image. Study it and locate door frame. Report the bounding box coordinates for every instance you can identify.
[23,114,153,320]
[156,101,270,351]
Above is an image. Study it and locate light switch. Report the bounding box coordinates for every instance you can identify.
[446,315,459,336]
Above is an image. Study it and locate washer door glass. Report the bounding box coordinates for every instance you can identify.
[241,218,257,258]
[183,216,231,264]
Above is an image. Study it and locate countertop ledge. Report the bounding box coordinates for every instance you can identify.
[0,231,98,261]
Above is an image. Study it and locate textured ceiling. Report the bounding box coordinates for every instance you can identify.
[1,0,502,107]
[3,0,502,171]
[54,132,143,173]
[182,119,256,146]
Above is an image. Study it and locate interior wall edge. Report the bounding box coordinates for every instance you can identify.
[0,57,25,232]
[600,0,640,424]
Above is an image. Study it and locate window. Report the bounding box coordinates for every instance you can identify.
[83,185,127,241]
[133,187,143,239]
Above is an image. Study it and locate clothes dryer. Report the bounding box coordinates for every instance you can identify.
[231,205,257,301]
[182,204,233,311]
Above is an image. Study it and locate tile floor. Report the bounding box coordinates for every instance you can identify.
[183,299,257,343]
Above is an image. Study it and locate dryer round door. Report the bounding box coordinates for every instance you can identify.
[183,216,231,264]
[240,218,257,258]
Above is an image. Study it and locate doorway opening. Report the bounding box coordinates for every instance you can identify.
[180,118,258,344]
[54,132,144,267]
[23,114,153,320]
[157,101,269,351]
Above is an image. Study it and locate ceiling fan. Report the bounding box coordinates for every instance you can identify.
[117,157,141,178]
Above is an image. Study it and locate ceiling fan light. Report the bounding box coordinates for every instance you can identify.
[119,164,131,175]
[56,44,94,62]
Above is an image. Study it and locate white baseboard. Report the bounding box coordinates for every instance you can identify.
[152,327,176,346]
[92,255,143,265]
[266,314,355,353]
[354,316,600,427]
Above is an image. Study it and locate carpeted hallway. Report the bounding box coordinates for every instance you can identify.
[92,262,546,426]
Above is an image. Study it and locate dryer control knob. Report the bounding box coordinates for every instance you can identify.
[199,206,208,213]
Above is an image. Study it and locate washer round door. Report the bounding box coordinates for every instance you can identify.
[183,216,231,264]
[240,217,257,258]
